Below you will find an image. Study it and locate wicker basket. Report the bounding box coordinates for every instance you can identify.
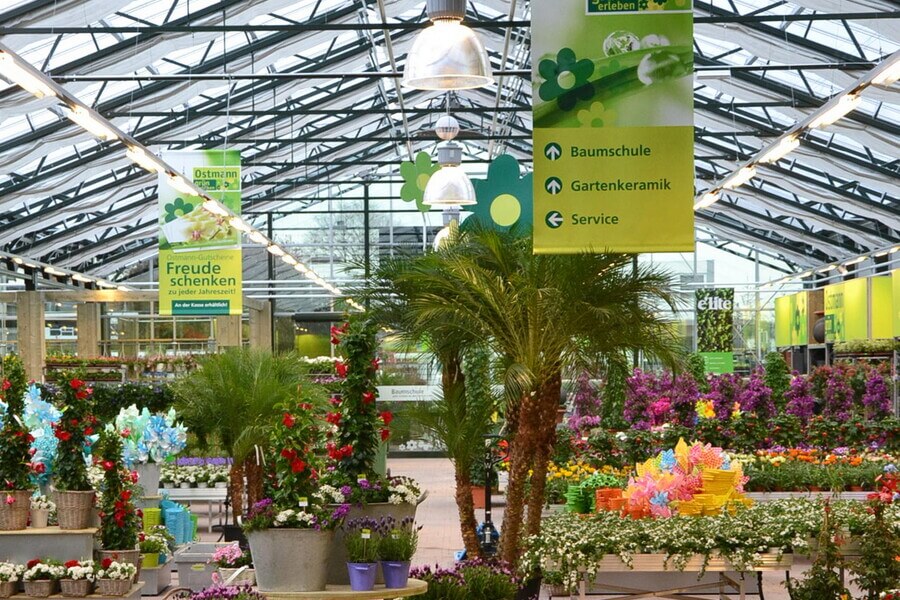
[97,579,132,596]
[99,550,140,583]
[24,580,57,598]
[0,581,16,598]
[55,491,95,530]
[60,579,93,597]
[0,490,32,531]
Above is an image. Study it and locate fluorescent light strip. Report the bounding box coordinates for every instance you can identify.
[758,136,800,164]
[0,51,55,98]
[63,105,118,141]
[809,94,862,129]
[126,146,164,174]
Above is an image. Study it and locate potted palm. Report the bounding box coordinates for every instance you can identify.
[96,430,141,578]
[343,519,380,591]
[0,355,37,530]
[378,517,419,589]
[0,562,24,598]
[53,374,97,530]
[60,560,94,597]
[174,348,313,530]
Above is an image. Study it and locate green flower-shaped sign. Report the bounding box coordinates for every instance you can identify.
[399,151,440,212]
[463,155,532,233]
[163,197,195,223]
[539,48,595,111]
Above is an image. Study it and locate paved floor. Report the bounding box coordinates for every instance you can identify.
[179,457,858,599]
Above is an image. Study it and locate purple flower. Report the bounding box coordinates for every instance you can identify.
[738,368,775,419]
[339,485,352,497]
[823,366,854,421]
[862,370,891,419]
[709,373,745,422]
[785,372,816,424]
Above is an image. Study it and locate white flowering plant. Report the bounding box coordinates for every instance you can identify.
[29,495,55,512]
[95,560,136,581]
[22,560,64,581]
[62,560,95,582]
[0,563,24,583]
[314,474,422,507]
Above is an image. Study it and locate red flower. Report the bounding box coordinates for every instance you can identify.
[100,460,115,472]
[84,427,94,436]
[64,560,79,569]
[121,428,131,438]
[299,403,313,411]
[290,459,307,474]
[121,490,132,501]
[55,430,72,442]
[1,380,10,391]
[75,390,89,400]
[380,429,390,442]
[329,397,342,407]
[70,419,79,427]
[27,559,40,569]
[282,413,295,428]
[30,463,46,474]
[371,358,381,370]
[379,411,393,426]
[362,391,376,404]
[101,558,112,570]
[280,448,297,460]
[69,379,84,390]
[335,361,348,378]
[325,412,342,426]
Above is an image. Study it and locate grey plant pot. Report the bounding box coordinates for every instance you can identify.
[247,529,333,592]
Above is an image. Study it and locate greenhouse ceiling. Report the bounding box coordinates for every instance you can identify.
[0,0,897,284]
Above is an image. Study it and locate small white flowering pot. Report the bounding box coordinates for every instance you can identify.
[179,482,192,489]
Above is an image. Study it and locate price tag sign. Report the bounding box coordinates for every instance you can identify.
[298,497,308,508]
[357,474,367,483]
[361,529,371,540]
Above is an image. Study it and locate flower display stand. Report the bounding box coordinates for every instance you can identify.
[0,527,97,563]
[261,579,427,600]
[0,583,143,600]
[139,561,173,596]
[746,491,868,502]
[548,553,792,600]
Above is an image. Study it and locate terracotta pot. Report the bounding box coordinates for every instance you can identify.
[850,486,864,492]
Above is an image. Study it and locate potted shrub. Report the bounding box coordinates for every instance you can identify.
[29,495,54,529]
[243,402,345,592]
[0,355,37,530]
[343,519,380,592]
[138,533,166,569]
[0,562,24,598]
[378,517,419,589]
[96,430,141,576]
[94,560,136,597]
[22,559,63,598]
[210,543,255,586]
[52,375,97,530]
[60,560,94,597]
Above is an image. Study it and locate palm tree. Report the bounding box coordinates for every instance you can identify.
[173,348,321,522]
[368,223,682,563]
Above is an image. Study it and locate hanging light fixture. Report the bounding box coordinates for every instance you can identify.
[423,115,477,206]
[402,0,493,90]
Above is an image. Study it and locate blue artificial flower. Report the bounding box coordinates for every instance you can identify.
[650,491,669,507]
[721,455,732,471]
[884,463,898,474]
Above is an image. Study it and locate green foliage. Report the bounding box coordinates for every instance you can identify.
[344,520,380,563]
[0,354,33,490]
[850,499,900,598]
[90,383,175,423]
[763,352,791,411]
[97,429,140,551]
[53,372,94,491]
[336,317,382,476]
[600,359,629,429]
[785,506,850,600]
[377,518,419,561]
[268,401,324,508]
[695,288,734,353]
[173,348,314,463]
[686,353,710,393]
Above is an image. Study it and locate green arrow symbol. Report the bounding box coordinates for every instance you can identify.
[545,177,562,195]
[544,142,562,161]
[545,211,564,229]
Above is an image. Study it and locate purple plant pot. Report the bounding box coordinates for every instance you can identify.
[346,563,377,591]
[381,561,410,589]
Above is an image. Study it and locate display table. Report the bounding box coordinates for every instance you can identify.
[262,579,427,600]
[159,488,227,533]
[549,553,792,600]
[0,528,97,563]
[3,583,142,600]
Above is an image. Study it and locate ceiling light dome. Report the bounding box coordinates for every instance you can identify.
[423,142,476,206]
[402,0,494,90]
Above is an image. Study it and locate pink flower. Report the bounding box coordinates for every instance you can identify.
[5,495,14,505]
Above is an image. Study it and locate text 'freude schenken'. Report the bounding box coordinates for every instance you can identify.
[165,262,237,287]
[572,178,672,192]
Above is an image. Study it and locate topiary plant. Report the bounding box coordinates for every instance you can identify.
[96,429,139,551]
[763,352,791,412]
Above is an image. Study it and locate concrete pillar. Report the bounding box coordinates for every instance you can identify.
[248,304,272,351]
[17,292,45,382]
[76,303,101,358]
[216,315,242,349]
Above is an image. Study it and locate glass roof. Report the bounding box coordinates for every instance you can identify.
[0,0,896,301]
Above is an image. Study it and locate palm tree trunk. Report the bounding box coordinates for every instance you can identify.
[499,391,541,564]
[454,467,482,558]
[229,460,245,525]
[244,456,262,509]
[526,372,562,537]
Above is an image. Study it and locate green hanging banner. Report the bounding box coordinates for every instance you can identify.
[696,288,734,374]
[532,0,695,254]
[158,150,242,316]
